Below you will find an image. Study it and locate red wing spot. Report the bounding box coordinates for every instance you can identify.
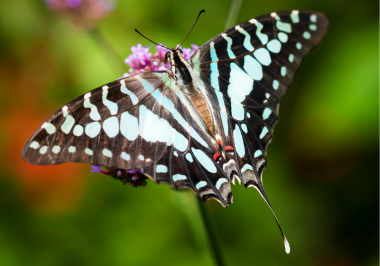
[214,143,218,149]
[213,152,221,161]
[218,139,223,146]
[225,146,234,151]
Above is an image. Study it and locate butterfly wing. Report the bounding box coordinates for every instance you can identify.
[141,77,233,206]
[190,10,328,250]
[23,72,168,169]
[22,72,233,206]
[190,10,328,189]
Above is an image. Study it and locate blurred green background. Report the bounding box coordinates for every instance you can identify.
[0,0,378,265]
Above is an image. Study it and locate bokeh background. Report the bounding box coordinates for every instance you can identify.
[0,0,378,265]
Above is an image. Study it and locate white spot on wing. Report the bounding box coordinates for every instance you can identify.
[84,94,101,121]
[62,106,68,117]
[103,116,119,138]
[61,115,75,134]
[244,55,263,80]
[253,48,272,66]
[254,150,262,158]
[30,141,40,149]
[52,145,60,154]
[196,181,207,190]
[310,14,317,23]
[156,165,168,173]
[102,90,118,115]
[276,21,292,33]
[260,127,269,139]
[241,164,253,173]
[267,39,282,53]
[278,32,288,43]
[39,146,48,154]
[233,124,245,158]
[121,152,130,161]
[42,123,56,134]
[216,178,228,189]
[290,10,300,23]
[281,66,287,76]
[173,129,188,152]
[73,125,84,136]
[139,105,160,142]
[85,148,93,155]
[185,153,193,162]
[120,83,138,104]
[103,149,112,157]
[191,148,217,173]
[173,174,187,181]
[303,31,311,39]
[120,111,138,141]
[85,122,101,138]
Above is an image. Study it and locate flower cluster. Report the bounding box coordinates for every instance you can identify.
[91,166,148,187]
[44,0,115,29]
[124,44,199,76]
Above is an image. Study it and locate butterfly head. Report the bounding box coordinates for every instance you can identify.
[164,49,190,80]
[165,49,184,64]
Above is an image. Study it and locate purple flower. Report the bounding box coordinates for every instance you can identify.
[124,44,154,74]
[91,165,110,175]
[66,0,82,8]
[154,44,169,61]
[44,0,115,29]
[181,44,199,60]
[91,166,147,188]
[125,43,198,75]
[128,169,141,181]
[91,165,101,172]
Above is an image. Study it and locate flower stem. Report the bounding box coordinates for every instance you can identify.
[197,200,227,266]
[88,28,125,74]
[224,0,243,29]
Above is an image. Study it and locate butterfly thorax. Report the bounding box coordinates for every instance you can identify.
[169,50,215,134]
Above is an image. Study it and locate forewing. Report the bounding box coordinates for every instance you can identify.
[190,10,328,187]
[22,72,233,206]
[22,72,175,169]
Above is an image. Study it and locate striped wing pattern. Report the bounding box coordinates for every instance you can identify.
[23,72,172,169]
[22,72,234,206]
[23,11,328,211]
[190,10,328,197]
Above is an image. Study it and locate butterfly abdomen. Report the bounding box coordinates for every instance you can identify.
[189,91,214,134]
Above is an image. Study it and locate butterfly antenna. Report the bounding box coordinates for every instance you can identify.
[177,9,205,49]
[135,29,170,50]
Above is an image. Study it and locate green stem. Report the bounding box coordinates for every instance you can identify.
[197,200,227,266]
[224,0,243,29]
[89,28,125,74]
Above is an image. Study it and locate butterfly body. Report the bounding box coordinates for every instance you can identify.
[22,10,328,252]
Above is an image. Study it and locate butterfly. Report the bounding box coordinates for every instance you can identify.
[22,10,328,253]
